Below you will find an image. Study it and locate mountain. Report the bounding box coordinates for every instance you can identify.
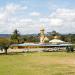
[0,34,38,38]
[0,34,11,37]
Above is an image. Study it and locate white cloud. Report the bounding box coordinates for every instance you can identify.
[48,8,75,33]
[0,3,75,34]
[40,18,50,22]
[0,4,20,21]
[20,18,32,22]
[21,6,28,10]
[50,18,63,26]
[0,3,29,34]
[56,8,75,16]
[30,12,40,16]
[50,8,75,20]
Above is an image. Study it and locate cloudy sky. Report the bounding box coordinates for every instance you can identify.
[0,0,75,34]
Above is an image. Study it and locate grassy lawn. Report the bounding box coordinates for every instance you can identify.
[0,52,75,75]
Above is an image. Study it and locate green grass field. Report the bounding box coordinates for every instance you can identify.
[0,52,75,75]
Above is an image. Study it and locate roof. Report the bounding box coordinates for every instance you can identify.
[11,43,73,47]
[49,39,64,43]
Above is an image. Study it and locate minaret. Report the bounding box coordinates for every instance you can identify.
[40,26,45,43]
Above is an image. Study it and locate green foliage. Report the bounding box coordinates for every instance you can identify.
[23,35,39,42]
[44,40,49,43]
[61,34,75,43]
[0,38,11,54]
[11,29,21,44]
[47,30,75,43]
[10,29,75,44]
[48,30,60,36]
[0,38,10,46]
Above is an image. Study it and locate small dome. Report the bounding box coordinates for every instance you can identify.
[49,39,65,44]
[54,36,59,39]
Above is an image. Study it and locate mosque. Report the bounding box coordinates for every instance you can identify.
[40,26,65,44]
[11,26,73,50]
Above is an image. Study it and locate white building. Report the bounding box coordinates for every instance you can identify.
[40,26,49,43]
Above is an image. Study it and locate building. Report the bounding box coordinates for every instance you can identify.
[11,26,73,51]
[40,26,49,43]
[40,27,66,44]
[49,36,65,44]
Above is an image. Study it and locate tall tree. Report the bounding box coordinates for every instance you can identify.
[47,30,60,36]
[47,30,61,40]
[11,29,21,44]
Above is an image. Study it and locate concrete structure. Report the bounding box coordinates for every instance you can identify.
[49,39,65,44]
[40,26,49,43]
[40,27,45,43]
[49,36,65,44]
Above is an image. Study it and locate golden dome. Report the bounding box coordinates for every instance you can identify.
[54,36,59,39]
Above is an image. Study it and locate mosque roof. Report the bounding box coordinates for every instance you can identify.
[49,39,64,43]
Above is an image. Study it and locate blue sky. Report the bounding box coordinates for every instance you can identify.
[0,0,75,34]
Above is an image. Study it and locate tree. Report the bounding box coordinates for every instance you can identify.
[22,34,39,43]
[0,38,10,54]
[47,30,60,36]
[11,29,21,44]
[65,34,75,43]
[47,30,61,40]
